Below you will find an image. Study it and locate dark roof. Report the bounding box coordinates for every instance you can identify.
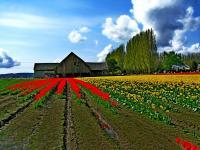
[60,52,91,69]
[61,52,82,64]
[86,62,108,71]
[34,52,108,72]
[34,63,58,71]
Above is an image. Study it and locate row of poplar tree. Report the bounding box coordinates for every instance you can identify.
[106,29,158,74]
[106,29,200,74]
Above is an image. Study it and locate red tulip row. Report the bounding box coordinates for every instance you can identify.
[176,137,199,150]
[73,79,118,107]
[8,79,50,96]
[35,79,61,101]
[67,78,81,99]
[55,78,67,95]
[7,78,118,107]
[20,81,50,96]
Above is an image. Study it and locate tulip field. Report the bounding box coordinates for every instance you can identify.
[0,75,200,150]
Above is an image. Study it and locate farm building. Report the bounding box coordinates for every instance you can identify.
[34,52,108,78]
[198,64,200,71]
[171,64,190,72]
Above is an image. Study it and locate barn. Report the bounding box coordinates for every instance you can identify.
[34,52,108,78]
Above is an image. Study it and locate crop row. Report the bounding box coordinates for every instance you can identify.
[84,78,200,124]
[1,78,118,109]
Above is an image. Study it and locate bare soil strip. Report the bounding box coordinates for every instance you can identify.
[169,111,200,141]
[69,91,119,150]
[0,99,16,109]
[65,87,78,150]
[0,102,45,149]
[0,98,33,128]
[0,95,29,122]
[0,96,65,150]
[63,93,68,150]
[26,96,65,150]
[0,95,15,105]
[83,90,200,150]
[81,95,119,140]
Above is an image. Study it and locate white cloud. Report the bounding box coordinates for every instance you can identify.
[68,30,87,43]
[158,43,200,54]
[97,44,113,62]
[130,0,177,31]
[0,12,58,29]
[95,40,99,46]
[79,26,90,33]
[0,48,20,68]
[68,26,90,43]
[130,0,193,48]
[180,6,200,32]
[0,12,100,31]
[102,15,140,42]
[159,6,200,54]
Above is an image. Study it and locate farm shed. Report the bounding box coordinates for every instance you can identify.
[34,52,108,78]
[34,63,59,78]
[198,64,200,71]
[171,64,190,72]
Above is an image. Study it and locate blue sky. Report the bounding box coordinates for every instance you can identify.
[0,0,200,73]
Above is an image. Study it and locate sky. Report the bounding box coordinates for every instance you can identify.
[0,0,200,74]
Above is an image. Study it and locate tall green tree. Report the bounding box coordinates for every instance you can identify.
[124,29,158,73]
[161,51,183,70]
[106,44,125,74]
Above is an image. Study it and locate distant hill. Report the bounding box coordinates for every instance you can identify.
[0,73,34,78]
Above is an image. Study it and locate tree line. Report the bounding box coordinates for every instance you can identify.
[105,29,200,74]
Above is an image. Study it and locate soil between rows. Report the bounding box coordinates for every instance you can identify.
[70,93,119,150]
[0,89,199,149]
[0,95,65,150]
[82,89,200,149]
[0,95,33,125]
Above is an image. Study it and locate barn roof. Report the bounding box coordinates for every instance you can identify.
[34,52,108,72]
[60,52,91,69]
[34,63,58,71]
[87,62,108,71]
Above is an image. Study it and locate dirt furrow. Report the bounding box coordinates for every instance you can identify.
[82,89,200,149]
[0,99,33,128]
[69,89,118,150]
[64,86,78,150]
[0,95,65,150]
[27,96,65,150]
[0,102,45,149]
[0,95,15,105]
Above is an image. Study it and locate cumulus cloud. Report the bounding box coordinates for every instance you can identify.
[97,44,113,62]
[180,6,200,32]
[0,48,20,68]
[102,15,140,42]
[68,26,90,43]
[68,30,87,43]
[159,6,200,53]
[130,0,185,46]
[130,0,200,53]
[79,27,90,33]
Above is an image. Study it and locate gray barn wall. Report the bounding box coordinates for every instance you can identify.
[58,54,91,75]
